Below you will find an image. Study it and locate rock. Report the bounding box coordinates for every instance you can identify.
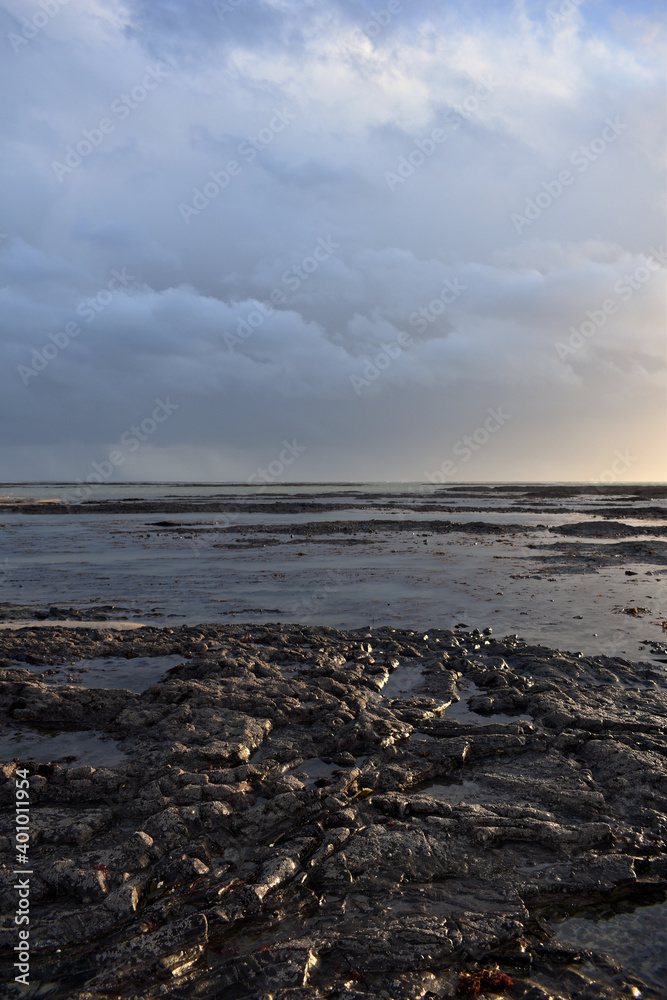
[40,859,108,902]
[0,622,664,999]
[87,913,208,988]
[103,880,141,914]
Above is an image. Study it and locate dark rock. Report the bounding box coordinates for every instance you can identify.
[0,623,664,999]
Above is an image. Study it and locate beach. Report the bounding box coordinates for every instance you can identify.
[3,0,665,992]
[0,484,665,998]
[0,482,665,659]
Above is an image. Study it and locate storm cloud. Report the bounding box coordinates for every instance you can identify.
[1,0,665,483]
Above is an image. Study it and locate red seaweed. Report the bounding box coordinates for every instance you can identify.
[457,968,514,996]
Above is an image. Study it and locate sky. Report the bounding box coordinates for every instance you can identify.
[0,0,665,484]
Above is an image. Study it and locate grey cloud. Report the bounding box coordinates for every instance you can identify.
[0,0,664,481]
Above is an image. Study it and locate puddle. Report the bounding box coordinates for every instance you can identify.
[381,662,426,698]
[416,779,485,804]
[0,620,144,630]
[290,757,339,788]
[0,728,127,767]
[516,861,560,873]
[278,663,309,677]
[445,680,534,726]
[36,654,185,693]
[409,731,436,742]
[550,898,667,991]
[249,745,267,764]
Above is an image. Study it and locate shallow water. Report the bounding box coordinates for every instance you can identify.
[416,779,484,804]
[445,680,534,725]
[0,727,127,766]
[0,620,143,630]
[0,483,665,663]
[1,481,665,507]
[290,757,340,788]
[380,662,426,698]
[32,654,185,692]
[551,898,667,991]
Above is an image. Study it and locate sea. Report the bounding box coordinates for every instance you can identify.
[0,481,665,663]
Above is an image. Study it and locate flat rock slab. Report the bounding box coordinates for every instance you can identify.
[0,622,665,999]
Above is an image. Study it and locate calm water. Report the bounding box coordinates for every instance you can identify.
[552,898,667,992]
[0,482,665,661]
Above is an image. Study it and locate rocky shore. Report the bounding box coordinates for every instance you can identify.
[0,623,666,999]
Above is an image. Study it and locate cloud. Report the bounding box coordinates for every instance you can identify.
[0,0,665,481]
